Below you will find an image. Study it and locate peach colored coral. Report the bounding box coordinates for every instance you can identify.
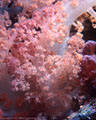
[0,0,96,117]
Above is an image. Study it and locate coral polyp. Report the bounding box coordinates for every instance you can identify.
[0,0,96,119]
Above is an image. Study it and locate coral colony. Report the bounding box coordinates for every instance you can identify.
[0,0,96,119]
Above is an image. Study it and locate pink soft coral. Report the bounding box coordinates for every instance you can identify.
[1,0,85,116]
